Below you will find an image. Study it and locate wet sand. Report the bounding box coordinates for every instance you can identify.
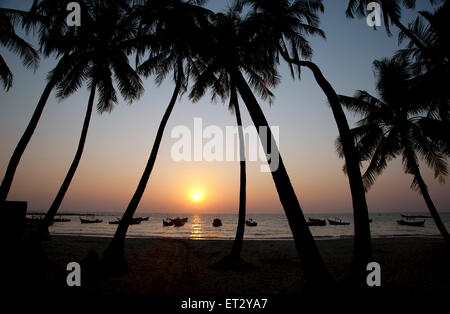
[28,236,450,296]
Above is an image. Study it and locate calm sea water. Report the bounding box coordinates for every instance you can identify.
[38,212,450,240]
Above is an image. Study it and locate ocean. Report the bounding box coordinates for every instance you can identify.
[37,212,450,240]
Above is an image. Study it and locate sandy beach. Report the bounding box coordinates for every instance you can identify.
[18,236,448,296]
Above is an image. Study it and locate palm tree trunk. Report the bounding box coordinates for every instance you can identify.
[0,76,57,202]
[280,55,372,285]
[401,134,450,246]
[104,64,183,261]
[36,83,97,240]
[411,162,450,246]
[230,99,246,258]
[230,67,332,285]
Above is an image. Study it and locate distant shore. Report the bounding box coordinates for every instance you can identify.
[21,235,447,295]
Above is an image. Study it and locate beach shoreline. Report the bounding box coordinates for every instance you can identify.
[48,232,445,240]
[19,235,448,296]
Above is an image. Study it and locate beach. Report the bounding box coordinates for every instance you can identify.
[22,236,449,296]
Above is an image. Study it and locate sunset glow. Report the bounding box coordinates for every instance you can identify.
[1,0,448,301]
[0,0,448,217]
[190,190,204,203]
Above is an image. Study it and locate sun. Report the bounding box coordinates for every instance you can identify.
[190,190,204,203]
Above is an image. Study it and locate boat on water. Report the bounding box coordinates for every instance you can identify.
[163,218,174,226]
[80,217,103,224]
[53,218,71,222]
[245,218,257,227]
[212,218,222,227]
[53,215,71,222]
[171,217,188,227]
[108,217,142,225]
[24,216,53,226]
[25,215,70,225]
[401,214,431,219]
[397,219,425,227]
[328,217,350,225]
[137,217,149,221]
[307,218,326,226]
[129,217,142,225]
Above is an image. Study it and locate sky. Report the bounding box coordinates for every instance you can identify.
[0,0,449,214]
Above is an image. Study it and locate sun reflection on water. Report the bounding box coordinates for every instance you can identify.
[190,214,203,239]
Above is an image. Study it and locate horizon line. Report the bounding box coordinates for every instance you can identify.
[27,210,450,215]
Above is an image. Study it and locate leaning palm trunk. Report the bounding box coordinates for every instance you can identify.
[414,169,450,245]
[36,84,97,241]
[230,67,331,285]
[406,153,450,246]
[104,69,182,264]
[281,54,372,285]
[0,76,58,202]
[230,99,246,258]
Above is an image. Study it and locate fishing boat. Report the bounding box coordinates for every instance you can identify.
[137,217,149,221]
[328,217,350,225]
[108,217,141,225]
[171,217,188,227]
[163,218,174,226]
[80,217,103,224]
[129,217,142,225]
[401,214,431,219]
[53,215,71,222]
[24,216,52,226]
[397,219,425,227]
[307,218,326,226]
[212,218,222,227]
[245,218,257,227]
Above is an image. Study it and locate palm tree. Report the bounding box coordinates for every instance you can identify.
[0,0,84,202]
[229,92,247,261]
[0,7,39,91]
[189,11,249,266]
[417,114,450,156]
[346,0,426,48]
[242,0,372,284]
[346,0,448,62]
[338,57,450,245]
[396,1,449,122]
[103,0,210,267]
[397,0,449,64]
[206,89,249,271]
[36,0,144,240]
[395,2,449,160]
[191,10,332,285]
[189,9,253,267]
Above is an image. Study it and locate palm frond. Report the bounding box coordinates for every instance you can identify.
[411,123,448,182]
[110,51,144,103]
[96,67,118,113]
[0,54,13,90]
[362,129,400,190]
[54,53,89,99]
